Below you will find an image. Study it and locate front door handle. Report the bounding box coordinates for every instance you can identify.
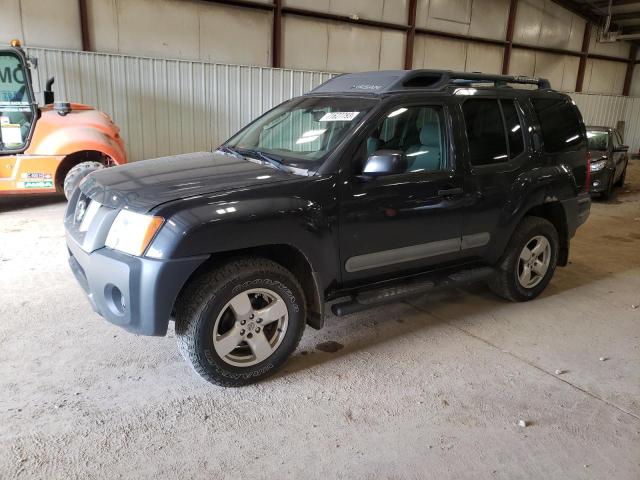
[438,187,464,197]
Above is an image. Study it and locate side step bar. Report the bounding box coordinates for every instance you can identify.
[331,267,495,317]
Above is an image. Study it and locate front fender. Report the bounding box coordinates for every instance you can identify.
[147,177,339,291]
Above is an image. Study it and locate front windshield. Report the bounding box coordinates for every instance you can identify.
[0,51,34,151]
[587,130,608,151]
[226,96,377,169]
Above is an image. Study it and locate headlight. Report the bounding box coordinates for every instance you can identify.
[105,210,164,256]
[590,159,607,172]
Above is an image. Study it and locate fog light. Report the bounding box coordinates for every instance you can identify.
[593,180,600,188]
[105,284,126,315]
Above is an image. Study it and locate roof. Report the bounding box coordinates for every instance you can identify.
[310,69,552,95]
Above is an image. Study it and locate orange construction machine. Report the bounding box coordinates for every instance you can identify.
[0,40,126,199]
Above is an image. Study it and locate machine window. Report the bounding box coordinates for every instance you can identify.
[0,51,34,151]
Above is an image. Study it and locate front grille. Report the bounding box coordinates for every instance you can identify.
[65,190,118,253]
[65,192,91,244]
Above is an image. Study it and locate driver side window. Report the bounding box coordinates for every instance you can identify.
[362,105,447,174]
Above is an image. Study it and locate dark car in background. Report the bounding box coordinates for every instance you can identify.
[587,126,629,199]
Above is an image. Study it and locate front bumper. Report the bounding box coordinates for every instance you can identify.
[66,233,207,336]
[589,167,613,193]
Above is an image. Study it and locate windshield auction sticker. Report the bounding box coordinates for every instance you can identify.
[319,112,360,122]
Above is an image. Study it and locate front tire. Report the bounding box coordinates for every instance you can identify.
[174,258,306,387]
[489,216,559,302]
[63,161,104,200]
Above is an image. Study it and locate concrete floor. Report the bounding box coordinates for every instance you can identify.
[1,163,639,480]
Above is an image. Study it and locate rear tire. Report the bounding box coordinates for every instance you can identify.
[174,258,306,387]
[489,216,559,302]
[63,161,104,200]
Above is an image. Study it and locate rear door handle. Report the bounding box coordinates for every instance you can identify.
[438,187,464,197]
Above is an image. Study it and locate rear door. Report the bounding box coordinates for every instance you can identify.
[611,130,625,181]
[456,94,532,261]
[530,96,587,191]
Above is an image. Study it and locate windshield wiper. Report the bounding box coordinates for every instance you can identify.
[221,146,309,175]
[218,145,245,160]
[241,148,289,172]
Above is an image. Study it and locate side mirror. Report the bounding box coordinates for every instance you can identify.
[44,76,55,105]
[358,150,407,179]
[614,144,629,152]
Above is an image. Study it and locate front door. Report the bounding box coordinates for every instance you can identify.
[338,103,465,287]
[611,130,626,181]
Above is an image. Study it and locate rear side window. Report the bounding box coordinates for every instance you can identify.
[462,99,508,166]
[461,98,525,166]
[531,98,583,153]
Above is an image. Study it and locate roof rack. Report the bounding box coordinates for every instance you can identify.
[310,69,551,95]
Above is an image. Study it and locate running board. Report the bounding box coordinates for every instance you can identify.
[331,267,495,317]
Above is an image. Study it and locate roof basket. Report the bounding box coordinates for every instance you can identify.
[310,69,551,95]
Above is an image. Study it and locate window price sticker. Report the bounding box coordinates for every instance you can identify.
[319,112,360,122]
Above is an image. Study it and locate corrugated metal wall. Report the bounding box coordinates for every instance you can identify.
[622,97,640,153]
[569,92,640,150]
[26,47,334,162]
[24,47,640,161]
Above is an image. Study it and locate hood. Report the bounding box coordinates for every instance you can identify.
[81,151,298,211]
[588,149,608,161]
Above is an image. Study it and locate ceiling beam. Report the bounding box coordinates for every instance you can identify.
[272,0,282,68]
[576,23,592,92]
[592,0,640,7]
[404,0,417,69]
[611,11,640,21]
[550,0,603,24]
[78,0,91,51]
[502,0,518,74]
[623,44,638,95]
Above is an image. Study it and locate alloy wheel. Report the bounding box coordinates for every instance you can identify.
[517,235,551,289]
[212,288,289,367]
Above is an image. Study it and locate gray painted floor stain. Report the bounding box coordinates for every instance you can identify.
[316,341,344,353]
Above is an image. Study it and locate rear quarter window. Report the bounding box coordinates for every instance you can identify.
[531,98,583,153]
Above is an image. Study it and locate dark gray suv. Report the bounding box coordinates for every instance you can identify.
[587,126,629,199]
[65,70,592,386]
